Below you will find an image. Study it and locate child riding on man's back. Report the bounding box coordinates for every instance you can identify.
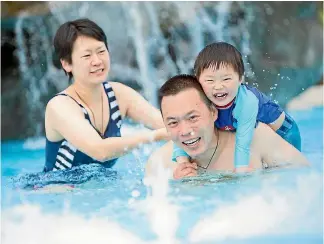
[172,42,301,172]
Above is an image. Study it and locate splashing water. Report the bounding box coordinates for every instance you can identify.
[3,204,143,244]
[189,172,323,243]
[2,169,322,243]
[143,159,180,244]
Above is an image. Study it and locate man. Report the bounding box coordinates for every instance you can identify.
[146,74,309,179]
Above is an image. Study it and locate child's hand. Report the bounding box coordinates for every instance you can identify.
[173,162,198,180]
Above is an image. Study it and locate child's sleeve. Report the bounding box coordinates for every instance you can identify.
[233,87,259,168]
[172,143,189,162]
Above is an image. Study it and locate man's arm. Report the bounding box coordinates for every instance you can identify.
[255,123,310,168]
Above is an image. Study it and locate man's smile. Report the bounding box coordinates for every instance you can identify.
[182,137,201,147]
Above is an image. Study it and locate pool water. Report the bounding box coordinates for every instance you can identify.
[1,108,323,243]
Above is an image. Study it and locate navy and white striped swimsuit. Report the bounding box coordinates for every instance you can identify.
[44,82,122,172]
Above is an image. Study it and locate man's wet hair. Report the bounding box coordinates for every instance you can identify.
[53,18,109,80]
[158,74,212,114]
[194,42,244,79]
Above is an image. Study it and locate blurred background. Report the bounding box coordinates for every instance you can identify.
[1,1,323,141]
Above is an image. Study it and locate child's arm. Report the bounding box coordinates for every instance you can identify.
[172,143,190,163]
[233,86,259,170]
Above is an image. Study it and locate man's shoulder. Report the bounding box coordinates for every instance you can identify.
[254,122,273,139]
[252,123,309,168]
[252,122,277,154]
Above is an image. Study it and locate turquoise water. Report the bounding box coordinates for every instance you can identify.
[1,108,323,243]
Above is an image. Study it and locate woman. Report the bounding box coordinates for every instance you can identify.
[44,18,167,172]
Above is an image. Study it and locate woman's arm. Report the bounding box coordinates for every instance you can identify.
[46,95,168,162]
[111,82,165,129]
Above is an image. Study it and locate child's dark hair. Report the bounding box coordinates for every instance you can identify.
[194,42,244,79]
[158,74,212,113]
[53,18,109,80]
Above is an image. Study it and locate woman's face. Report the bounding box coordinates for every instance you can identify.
[62,35,110,85]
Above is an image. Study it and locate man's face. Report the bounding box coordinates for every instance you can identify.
[161,88,217,157]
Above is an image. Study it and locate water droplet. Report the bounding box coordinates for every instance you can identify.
[131,190,140,198]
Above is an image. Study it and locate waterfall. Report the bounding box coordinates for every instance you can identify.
[121,2,158,105]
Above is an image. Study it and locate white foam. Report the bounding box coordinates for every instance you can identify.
[2,204,143,244]
[189,173,323,242]
[2,156,179,244]
[2,170,322,243]
[142,159,180,244]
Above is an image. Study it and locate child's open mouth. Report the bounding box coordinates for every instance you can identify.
[213,93,228,100]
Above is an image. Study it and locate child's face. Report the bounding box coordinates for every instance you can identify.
[198,64,242,107]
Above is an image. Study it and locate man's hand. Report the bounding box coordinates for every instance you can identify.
[173,162,198,180]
